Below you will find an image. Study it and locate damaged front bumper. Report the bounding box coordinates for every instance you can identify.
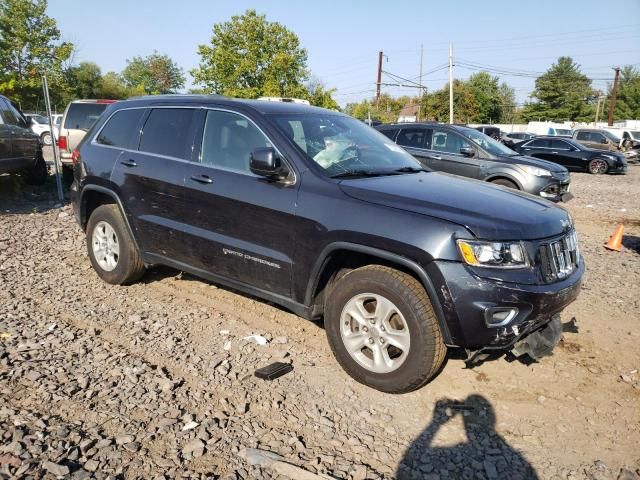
[427,259,584,352]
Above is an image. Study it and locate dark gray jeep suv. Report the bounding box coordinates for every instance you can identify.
[377,123,572,202]
[70,95,584,393]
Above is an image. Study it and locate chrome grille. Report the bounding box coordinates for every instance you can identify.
[540,230,580,281]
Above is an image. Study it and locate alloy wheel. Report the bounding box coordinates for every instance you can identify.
[92,221,120,272]
[339,293,410,374]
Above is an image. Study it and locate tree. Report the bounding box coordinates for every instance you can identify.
[122,52,185,95]
[191,10,308,99]
[421,80,478,123]
[521,57,596,122]
[609,65,640,120]
[0,0,73,110]
[306,78,339,110]
[67,61,102,98]
[98,72,142,100]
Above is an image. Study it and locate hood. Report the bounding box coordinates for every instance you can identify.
[496,154,568,173]
[339,172,572,240]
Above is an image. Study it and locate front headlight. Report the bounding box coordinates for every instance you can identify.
[457,239,529,268]
[517,164,552,177]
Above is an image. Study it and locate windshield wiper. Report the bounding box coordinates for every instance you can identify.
[329,169,388,179]
[391,166,428,174]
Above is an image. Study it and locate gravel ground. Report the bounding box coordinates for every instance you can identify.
[0,155,639,480]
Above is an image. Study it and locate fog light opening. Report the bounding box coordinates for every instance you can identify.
[485,307,519,327]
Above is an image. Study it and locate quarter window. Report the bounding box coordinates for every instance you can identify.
[200,110,272,173]
[96,109,145,149]
[576,131,589,141]
[139,108,196,159]
[379,129,397,141]
[431,129,470,154]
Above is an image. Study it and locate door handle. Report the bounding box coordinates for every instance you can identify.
[551,151,558,154]
[191,174,213,184]
[120,159,137,167]
[431,155,442,160]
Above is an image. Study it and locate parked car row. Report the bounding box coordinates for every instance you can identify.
[377,123,572,202]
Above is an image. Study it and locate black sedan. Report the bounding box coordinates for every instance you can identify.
[515,136,627,174]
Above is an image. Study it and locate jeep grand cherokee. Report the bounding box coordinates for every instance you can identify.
[70,96,584,393]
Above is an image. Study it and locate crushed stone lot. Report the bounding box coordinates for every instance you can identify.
[0,159,639,479]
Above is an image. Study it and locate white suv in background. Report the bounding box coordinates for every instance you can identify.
[57,100,116,174]
[24,114,56,146]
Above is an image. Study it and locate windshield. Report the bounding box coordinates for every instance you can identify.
[603,130,621,142]
[63,103,109,131]
[29,114,48,124]
[461,128,517,156]
[271,114,421,176]
[556,129,572,136]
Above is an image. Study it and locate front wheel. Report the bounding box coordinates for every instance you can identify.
[588,158,608,174]
[324,265,446,393]
[490,178,518,189]
[86,204,146,285]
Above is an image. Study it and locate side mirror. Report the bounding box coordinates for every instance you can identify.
[460,146,475,157]
[250,147,289,179]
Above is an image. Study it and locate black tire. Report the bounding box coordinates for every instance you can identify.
[62,164,74,188]
[22,153,48,186]
[86,204,146,285]
[324,265,446,393]
[41,132,52,146]
[588,158,608,175]
[490,178,518,189]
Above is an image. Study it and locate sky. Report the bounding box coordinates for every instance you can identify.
[47,0,640,107]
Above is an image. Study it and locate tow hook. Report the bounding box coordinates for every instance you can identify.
[511,315,563,360]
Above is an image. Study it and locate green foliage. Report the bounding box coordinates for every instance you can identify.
[191,10,308,98]
[306,79,339,110]
[66,62,102,98]
[98,72,142,100]
[609,65,640,120]
[0,0,73,110]
[521,57,596,122]
[122,52,185,95]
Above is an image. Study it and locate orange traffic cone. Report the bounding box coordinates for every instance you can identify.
[604,224,624,251]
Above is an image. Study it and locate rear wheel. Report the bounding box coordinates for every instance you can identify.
[588,158,608,174]
[490,178,518,189]
[86,204,146,285]
[41,132,52,146]
[324,265,446,393]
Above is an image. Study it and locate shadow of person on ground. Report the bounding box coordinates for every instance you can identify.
[397,394,538,480]
[622,235,640,254]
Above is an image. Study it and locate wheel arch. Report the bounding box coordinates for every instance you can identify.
[306,242,453,344]
[80,185,142,253]
[484,173,522,189]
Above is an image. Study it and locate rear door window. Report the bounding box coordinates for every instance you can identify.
[379,129,397,141]
[396,128,430,149]
[139,108,196,159]
[576,131,589,141]
[551,139,571,150]
[96,109,145,149]
[526,138,549,148]
[63,103,109,131]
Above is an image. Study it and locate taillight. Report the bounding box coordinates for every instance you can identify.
[71,149,80,165]
[57,135,67,150]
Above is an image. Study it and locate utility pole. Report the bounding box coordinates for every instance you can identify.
[448,43,454,124]
[376,51,383,110]
[607,67,621,126]
[595,96,603,126]
[42,75,63,202]
[417,44,423,121]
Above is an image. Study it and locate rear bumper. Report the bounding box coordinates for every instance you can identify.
[427,259,584,350]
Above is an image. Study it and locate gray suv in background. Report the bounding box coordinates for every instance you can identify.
[377,123,572,202]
